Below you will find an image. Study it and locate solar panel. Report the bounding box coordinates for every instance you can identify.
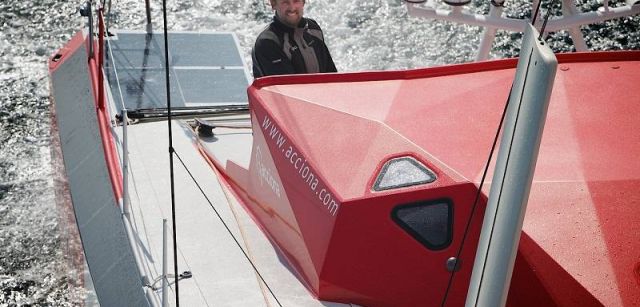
[176,69,249,105]
[163,33,245,67]
[105,31,250,112]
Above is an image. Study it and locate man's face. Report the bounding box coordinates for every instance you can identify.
[271,0,305,27]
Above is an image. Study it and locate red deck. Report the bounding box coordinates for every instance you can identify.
[222,51,640,306]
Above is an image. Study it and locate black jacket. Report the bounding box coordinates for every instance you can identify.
[252,17,337,78]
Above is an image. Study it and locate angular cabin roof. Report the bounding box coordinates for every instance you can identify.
[249,51,640,305]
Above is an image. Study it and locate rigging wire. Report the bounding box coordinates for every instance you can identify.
[105,33,127,112]
[160,0,180,304]
[531,0,553,37]
[539,11,551,38]
[172,150,283,307]
[532,0,544,26]
[102,0,128,112]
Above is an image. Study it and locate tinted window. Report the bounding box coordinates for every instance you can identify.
[392,200,453,250]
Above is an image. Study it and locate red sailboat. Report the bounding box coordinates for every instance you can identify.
[49,0,640,306]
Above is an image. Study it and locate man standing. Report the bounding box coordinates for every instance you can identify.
[252,0,337,78]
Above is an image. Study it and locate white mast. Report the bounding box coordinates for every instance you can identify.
[465,24,558,307]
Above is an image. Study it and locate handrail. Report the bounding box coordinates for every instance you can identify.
[83,0,124,200]
[98,7,105,110]
[405,0,640,60]
[122,109,130,216]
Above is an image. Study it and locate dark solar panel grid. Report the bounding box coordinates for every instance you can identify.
[105,32,249,111]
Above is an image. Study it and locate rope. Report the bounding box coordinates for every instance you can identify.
[173,150,283,307]
[212,158,275,306]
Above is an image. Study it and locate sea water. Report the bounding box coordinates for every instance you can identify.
[0,0,638,305]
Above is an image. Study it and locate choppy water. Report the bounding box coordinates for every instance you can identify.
[0,0,638,305]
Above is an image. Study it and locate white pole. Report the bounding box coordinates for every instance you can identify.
[122,109,130,216]
[162,219,168,307]
[561,0,589,51]
[465,24,558,307]
[476,4,504,61]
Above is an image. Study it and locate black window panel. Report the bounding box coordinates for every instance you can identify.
[392,200,453,250]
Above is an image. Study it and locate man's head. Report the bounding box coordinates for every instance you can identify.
[270,0,305,28]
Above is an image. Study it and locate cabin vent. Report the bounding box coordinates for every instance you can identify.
[392,200,452,250]
[373,157,436,191]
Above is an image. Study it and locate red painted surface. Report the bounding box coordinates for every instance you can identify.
[204,51,640,306]
[216,100,486,306]
[92,14,124,201]
[48,31,86,73]
[88,42,123,202]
